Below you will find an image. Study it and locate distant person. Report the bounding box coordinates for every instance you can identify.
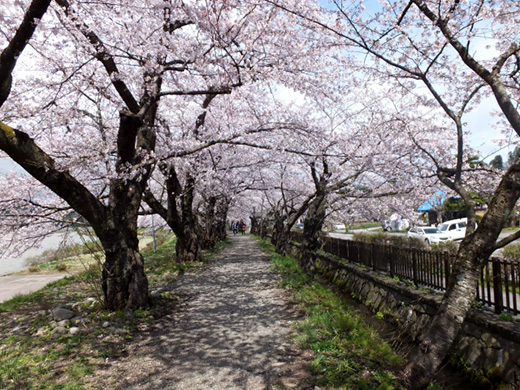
[232,221,238,235]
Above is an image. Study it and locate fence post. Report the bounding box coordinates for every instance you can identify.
[492,260,503,315]
[412,251,418,286]
[388,245,394,277]
[444,252,450,290]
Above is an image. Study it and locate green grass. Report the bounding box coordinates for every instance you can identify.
[258,237,405,389]
[346,222,382,231]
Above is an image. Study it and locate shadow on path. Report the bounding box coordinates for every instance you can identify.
[93,235,313,390]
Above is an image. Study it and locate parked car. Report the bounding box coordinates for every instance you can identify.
[407,226,450,245]
[438,218,468,241]
[333,223,345,231]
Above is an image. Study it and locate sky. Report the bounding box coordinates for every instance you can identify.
[464,96,518,162]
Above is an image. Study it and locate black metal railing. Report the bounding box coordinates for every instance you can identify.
[318,235,519,315]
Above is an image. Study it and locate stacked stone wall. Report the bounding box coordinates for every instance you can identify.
[292,246,520,388]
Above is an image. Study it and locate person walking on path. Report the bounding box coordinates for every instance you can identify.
[90,234,313,389]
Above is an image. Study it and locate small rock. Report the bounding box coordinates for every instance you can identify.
[35,327,47,337]
[52,307,75,321]
[73,316,90,324]
[69,327,81,335]
[102,321,110,328]
[113,328,128,335]
[12,326,22,335]
[53,326,67,335]
[58,319,70,327]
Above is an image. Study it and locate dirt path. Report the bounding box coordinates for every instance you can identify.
[0,274,65,303]
[92,235,314,390]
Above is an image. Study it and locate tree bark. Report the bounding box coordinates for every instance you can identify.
[175,227,202,263]
[214,197,229,241]
[271,212,290,255]
[301,193,327,272]
[102,235,148,310]
[175,174,203,262]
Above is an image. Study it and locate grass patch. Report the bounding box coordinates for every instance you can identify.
[346,222,382,231]
[258,237,405,389]
[0,232,222,389]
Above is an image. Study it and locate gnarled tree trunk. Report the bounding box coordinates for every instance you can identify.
[175,227,202,263]
[214,197,229,242]
[300,193,327,273]
[102,239,148,310]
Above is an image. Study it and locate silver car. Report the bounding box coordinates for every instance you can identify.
[407,226,450,245]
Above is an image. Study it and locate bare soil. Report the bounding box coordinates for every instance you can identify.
[86,235,315,390]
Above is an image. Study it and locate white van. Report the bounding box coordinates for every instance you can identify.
[438,218,468,241]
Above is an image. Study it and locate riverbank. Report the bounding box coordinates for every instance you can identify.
[0,232,94,276]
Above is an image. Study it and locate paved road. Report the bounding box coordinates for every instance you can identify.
[329,229,520,247]
[0,274,65,303]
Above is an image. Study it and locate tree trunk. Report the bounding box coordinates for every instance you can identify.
[175,175,203,262]
[402,161,520,389]
[201,196,217,249]
[402,244,480,389]
[214,197,229,241]
[102,238,148,310]
[271,213,291,255]
[176,227,202,262]
[249,214,259,235]
[301,193,327,272]
[259,218,269,239]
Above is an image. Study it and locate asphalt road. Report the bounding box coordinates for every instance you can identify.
[0,274,65,303]
[329,229,520,245]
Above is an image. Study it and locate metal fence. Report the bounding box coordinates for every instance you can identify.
[318,236,519,315]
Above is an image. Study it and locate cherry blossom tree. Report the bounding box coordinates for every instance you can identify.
[0,0,324,309]
[269,0,519,387]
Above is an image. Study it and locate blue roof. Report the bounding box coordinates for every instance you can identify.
[418,190,447,212]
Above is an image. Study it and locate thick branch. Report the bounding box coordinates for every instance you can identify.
[411,0,520,136]
[0,121,106,231]
[0,0,52,107]
[55,0,140,113]
[495,229,520,249]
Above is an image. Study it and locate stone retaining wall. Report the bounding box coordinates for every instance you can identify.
[294,247,520,388]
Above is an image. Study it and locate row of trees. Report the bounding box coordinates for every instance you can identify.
[1,1,519,389]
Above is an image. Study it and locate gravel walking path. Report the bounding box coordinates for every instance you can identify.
[92,235,314,389]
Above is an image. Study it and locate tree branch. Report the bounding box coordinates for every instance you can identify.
[0,121,106,231]
[55,0,140,113]
[0,0,52,107]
